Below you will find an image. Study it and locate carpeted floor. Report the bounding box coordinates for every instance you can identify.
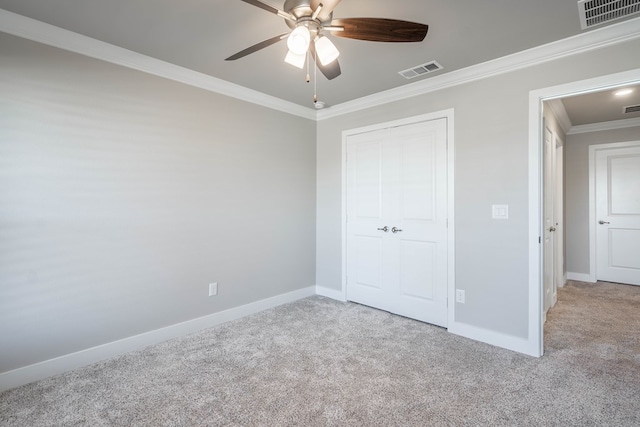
[1,280,639,426]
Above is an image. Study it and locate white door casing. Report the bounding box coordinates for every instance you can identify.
[594,142,640,286]
[345,117,449,327]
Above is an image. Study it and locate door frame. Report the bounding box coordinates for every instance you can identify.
[340,109,455,328]
[589,140,640,282]
[528,68,640,357]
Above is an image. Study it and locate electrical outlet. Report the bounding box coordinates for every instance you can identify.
[455,289,465,304]
[208,282,218,297]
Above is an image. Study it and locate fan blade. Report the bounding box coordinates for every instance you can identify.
[329,18,428,42]
[311,0,342,22]
[226,33,288,60]
[310,41,341,80]
[238,0,295,21]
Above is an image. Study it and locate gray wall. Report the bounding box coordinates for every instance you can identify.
[316,39,640,339]
[564,126,640,275]
[0,34,317,373]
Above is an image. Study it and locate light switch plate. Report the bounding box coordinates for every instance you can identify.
[209,282,218,296]
[492,205,509,219]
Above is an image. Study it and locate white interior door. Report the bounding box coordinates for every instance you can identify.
[346,118,448,327]
[554,142,564,294]
[596,143,640,286]
[543,126,556,314]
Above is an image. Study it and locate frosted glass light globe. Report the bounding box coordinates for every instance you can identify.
[287,26,311,55]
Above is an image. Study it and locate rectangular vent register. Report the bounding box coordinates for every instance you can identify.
[578,0,640,29]
[399,61,443,80]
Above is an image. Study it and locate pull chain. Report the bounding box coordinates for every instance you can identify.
[313,48,318,104]
[305,50,310,83]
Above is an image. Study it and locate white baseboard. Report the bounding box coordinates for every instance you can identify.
[566,272,595,283]
[448,321,540,357]
[0,286,316,392]
[315,285,347,302]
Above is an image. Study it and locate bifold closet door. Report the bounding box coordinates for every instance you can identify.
[345,118,448,327]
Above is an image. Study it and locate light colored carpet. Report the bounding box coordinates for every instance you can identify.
[1,280,639,426]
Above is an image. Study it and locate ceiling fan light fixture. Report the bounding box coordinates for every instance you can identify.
[287,26,311,55]
[284,50,306,69]
[227,0,430,82]
[315,35,340,66]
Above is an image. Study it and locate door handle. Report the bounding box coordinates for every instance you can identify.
[377,226,389,232]
[391,227,403,233]
[598,220,610,225]
[549,227,556,232]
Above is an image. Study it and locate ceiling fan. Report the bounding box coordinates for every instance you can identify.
[226,0,429,82]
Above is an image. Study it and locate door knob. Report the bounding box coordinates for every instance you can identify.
[377,226,389,232]
[598,220,610,225]
[391,227,403,233]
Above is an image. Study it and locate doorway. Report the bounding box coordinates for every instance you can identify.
[529,68,640,356]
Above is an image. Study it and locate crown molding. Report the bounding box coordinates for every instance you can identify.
[546,99,573,134]
[317,17,640,120]
[0,9,316,121]
[567,117,640,134]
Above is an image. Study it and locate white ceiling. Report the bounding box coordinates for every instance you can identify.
[1,0,639,121]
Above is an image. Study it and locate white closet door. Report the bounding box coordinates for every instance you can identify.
[346,118,448,327]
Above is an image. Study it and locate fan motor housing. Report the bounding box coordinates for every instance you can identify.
[284,0,333,29]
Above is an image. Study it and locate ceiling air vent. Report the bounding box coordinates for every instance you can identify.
[578,0,640,29]
[623,104,640,114]
[399,61,443,80]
